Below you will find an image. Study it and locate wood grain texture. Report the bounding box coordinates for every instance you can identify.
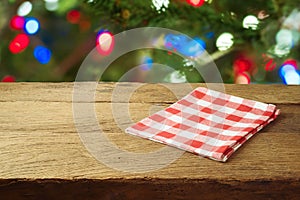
[0,82,299,199]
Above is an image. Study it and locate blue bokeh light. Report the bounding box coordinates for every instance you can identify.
[141,56,153,71]
[164,34,206,57]
[193,37,207,50]
[24,17,40,35]
[279,63,300,85]
[34,46,51,64]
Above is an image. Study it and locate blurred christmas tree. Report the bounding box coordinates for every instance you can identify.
[0,0,299,84]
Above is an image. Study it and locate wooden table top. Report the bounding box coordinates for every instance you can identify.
[0,82,299,199]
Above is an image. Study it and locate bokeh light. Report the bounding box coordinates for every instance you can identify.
[9,33,30,54]
[165,70,187,83]
[283,59,298,69]
[44,0,59,11]
[257,10,270,20]
[273,29,297,57]
[186,0,205,7]
[79,19,91,32]
[1,75,16,82]
[280,64,296,75]
[276,29,294,49]
[24,17,40,35]
[283,70,300,85]
[67,10,81,24]
[96,31,114,56]
[152,0,169,13]
[164,34,206,57]
[10,16,25,30]
[243,15,259,30]
[235,72,250,84]
[193,37,206,50]
[216,32,234,51]
[34,46,52,64]
[264,59,276,71]
[141,56,153,71]
[17,1,33,16]
[279,61,300,85]
[234,57,252,74]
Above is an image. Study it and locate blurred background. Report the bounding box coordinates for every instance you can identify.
[0,0,299,84]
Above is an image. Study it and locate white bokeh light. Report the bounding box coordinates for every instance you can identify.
[281,64,296,75]
[243,15,259,30]
[44,0,59,11]
[17,1,33,16]
[216,32,234,51]
[273,44,291,57]
[152,0,170,13]
[164,70,187,83]
[284,70,300,85]
[274,29,294,57]
[276,29,294,49]
[98,33,113,52]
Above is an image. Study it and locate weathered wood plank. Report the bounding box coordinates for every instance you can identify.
[0,82,299,104]
[0,83,299,199]
[0,101,299,179]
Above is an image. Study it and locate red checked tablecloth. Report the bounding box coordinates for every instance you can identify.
[125,87,280,162]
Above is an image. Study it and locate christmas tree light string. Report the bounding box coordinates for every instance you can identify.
[2,0,300,83]
[8,2,54,67]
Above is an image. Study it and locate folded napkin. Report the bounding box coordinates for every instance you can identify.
[125,87,280,162]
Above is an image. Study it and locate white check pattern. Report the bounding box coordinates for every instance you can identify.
[125,87,280,162]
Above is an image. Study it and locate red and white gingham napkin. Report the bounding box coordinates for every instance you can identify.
[125,87,280,162]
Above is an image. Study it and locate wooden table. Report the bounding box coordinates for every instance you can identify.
[0,83,299,199]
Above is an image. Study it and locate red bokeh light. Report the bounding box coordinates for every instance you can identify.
[234,57,252,74]
[9,34,30,54]
[186,0,205,7]
[79,19,91,32]
[283,59,298,69]
[67,10,81,24]
[264,59,276,71]
[262,53,277,71]
[2,75,16,82]
[10,15,25,30]
[96,31,114,56]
